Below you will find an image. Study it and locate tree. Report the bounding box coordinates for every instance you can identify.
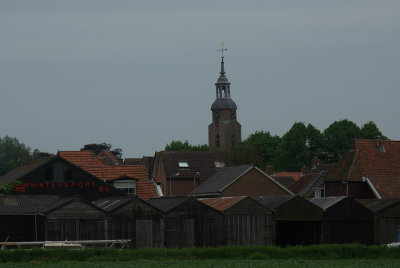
[272,122,311,171]
[360,121,387,140]
[243,131,281,167]
[306,123,325,159]
[0,136,34,176]
[227,142,263,167]
[81,143,123,159]
[323,119,361,162]
[165,140,210,151]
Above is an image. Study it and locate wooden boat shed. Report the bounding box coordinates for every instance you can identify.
[255,195,323,246]
[311,196,374,244]
[361,198,400,244]
[0,195,107,242]
[147,197,225,248]
[93,196,164,248]
[199,196,274,246]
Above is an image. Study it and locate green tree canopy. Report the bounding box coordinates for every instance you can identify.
[243,131,281,167]
[81,143,123,159]
[323,119,361,162]
[227,142,263,167]
[360,121,387,140]
[165,140,210,151]
[272,122,312,171]
[0,136,35,175]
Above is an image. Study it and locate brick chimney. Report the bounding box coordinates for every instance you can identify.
[376,135,386,152]
[301,165,310,176]
[311,157,320,169]
[265,165,275,176]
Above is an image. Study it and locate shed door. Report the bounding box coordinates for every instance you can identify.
[47,220,76,241]
[182,218,195,248]
[79,220,104,240]
[136,219,153,248]
[165,218,194,248]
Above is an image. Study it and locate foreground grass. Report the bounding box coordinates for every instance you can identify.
[1,244,400,263]
[1,259,400,268]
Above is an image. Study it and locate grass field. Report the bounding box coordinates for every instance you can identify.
[1,245,399,267]
[1,259,400,268]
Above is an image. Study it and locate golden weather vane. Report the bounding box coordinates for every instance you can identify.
[217,41,227,58]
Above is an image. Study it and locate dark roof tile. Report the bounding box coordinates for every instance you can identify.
[323,139,400,198]
[191,164,253,195]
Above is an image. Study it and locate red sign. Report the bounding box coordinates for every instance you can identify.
[13,181,110,193]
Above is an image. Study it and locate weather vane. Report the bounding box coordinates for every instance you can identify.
[217,41,227,58]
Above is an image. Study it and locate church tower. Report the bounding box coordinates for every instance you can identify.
[208,44,241,150]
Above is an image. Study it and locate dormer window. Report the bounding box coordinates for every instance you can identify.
[113,177,137,195]
[178,161,189,169]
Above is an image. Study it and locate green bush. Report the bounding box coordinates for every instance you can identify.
[1,244,400,263]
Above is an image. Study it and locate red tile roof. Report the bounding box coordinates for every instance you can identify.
[198,196,246,212]
[274,172,302,181]
[324,139,400,198]
[59,151,158,200]
[289,173,319,194]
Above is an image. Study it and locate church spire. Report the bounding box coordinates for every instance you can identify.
[215,42,231,100]
[217,41,227,75]
[220,56,225,75]
[209,42,241,150]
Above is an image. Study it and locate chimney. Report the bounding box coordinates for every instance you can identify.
[265,165,275,176]
[147,157,154,182]
[301,165,310,176]
[311,157,320,169]
[376,135,385,152]
[377,135,381,150]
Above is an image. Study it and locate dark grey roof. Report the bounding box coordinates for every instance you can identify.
[211,98,237,111]
[255,195,295,210]
[360,198,400,212]
[0,157,56,186]
[147,197,188,213]
[153,151,227,183]
[93,196,132,212]
[310,196,347,210]
[217,74,230,84]
[0,195,70,215]
[192,165,253,196]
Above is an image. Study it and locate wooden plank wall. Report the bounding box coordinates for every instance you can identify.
[225,215,273,246]
[375,217,400,244]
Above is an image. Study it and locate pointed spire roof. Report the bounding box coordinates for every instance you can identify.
[216,56,230,84]
[220,56,225,75]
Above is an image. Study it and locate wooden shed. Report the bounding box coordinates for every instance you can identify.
[199,196,274,246]
[93,196,164,248]
[44,196,107,241]
[311,196,374,244]
[0,195,107,242]
[360,198,400,244]
[255,195,323,246]
[148,197,224,248]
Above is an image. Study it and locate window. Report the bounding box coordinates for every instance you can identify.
[231,135,236,146]
[315,189,324,198]
[178,161,189,168]
[113,180,136,195]
[216,134,220,148]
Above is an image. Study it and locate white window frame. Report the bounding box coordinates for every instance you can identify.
[113,180,136,195]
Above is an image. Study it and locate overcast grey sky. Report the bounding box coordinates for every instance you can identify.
[1,0,399,158]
